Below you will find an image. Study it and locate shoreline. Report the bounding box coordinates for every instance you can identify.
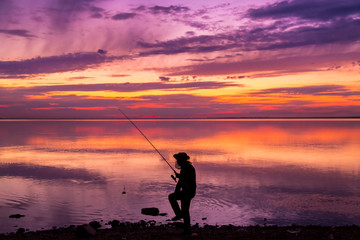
[1,221,359,240]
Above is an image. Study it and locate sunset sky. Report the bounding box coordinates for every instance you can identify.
[1,0,360,118]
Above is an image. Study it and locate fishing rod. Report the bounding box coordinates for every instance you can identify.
[118,109,178,182]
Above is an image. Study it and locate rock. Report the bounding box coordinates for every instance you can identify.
[148,220,156,226]
[287,229,301,236]
[109,220,120,228]
[141,207,160,216]
[16,228,25,234]
[9,214,25,219]
[89,221,101,229]
[139,220,147,227]
[76,224,96,237]
[84,225,96,235]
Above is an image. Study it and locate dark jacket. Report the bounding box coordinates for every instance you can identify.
[175,163,196,198]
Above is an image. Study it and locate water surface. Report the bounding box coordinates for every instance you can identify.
[0,119,359,233]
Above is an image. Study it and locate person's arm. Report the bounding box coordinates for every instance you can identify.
[175,178,182,192]
[175,170,182,192]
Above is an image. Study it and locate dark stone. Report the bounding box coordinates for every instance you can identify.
[109,220,120,228]
[9,214,25,219]
[89,221,101,229]
[148,220,156,226]
[76,224,96,237]
[16,228,25,234]
[139,220,147,227]
[141,207,159,216]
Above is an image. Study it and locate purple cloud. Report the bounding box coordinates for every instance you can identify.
[137,17,360,58]
[138,33,239,56]
[260,18,360,50]
[91,12,103,18]
[109,74,130,78]
[131,1,359,63]
[250,85,360,97]
[164,53,357,76]
[45,0,105,30]
[97,49,107,54]
[0,0,18,25]
[159,76,170,82]
[226,76,245,80]
[0,51,127,76]
[0,29,36,38]
[89,5,105,18]
[0,82,240,96]
[134,4,220,31]
[90,6,105,12]
[0,75,28,79]
[67,76,95,80]
[112,12,137,20]
[248,0,360,21]
[137,5,190,15]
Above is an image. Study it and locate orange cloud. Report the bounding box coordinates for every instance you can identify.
[127,103,170,109]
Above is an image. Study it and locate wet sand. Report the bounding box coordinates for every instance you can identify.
[1,221,359,240]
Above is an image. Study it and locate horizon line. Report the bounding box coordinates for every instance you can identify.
[1,116,360,120]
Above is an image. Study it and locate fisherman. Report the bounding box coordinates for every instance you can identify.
[168,152,196,234]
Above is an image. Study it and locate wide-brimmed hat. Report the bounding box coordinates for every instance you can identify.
[173,152,190,161]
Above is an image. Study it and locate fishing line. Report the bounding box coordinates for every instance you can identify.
[118,109,178,181]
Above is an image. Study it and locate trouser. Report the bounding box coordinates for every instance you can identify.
[168,191,194,229]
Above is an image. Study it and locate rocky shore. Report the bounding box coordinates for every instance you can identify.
[1,220,359,240]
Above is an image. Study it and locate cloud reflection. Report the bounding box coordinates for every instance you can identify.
[0,163,106,184]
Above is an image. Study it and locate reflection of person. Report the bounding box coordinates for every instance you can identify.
[168,152,196,234]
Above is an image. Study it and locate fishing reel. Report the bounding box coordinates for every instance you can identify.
[171,174,177,182]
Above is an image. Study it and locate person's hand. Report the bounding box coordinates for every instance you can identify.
[175,172,180,178]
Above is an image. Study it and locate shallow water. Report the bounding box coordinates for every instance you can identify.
[0,119,359,233]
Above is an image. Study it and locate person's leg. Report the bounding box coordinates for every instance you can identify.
[181,197,192,232]
[168,192,182,219]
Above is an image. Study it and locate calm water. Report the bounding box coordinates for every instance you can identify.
[0,119,359,233]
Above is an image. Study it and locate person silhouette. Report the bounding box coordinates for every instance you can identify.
[168,152,196,234]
